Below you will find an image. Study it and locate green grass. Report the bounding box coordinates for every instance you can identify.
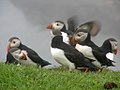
[0,63,120,90]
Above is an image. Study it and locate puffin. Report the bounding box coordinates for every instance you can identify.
[6,37,20,64]
[9,48,37,66]
[69,29,118,68]
[9,47,55,68]
[47,23,97,72]
[7,37,56,69]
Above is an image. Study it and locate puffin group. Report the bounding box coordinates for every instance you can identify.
[6,37,56,69]
[5,16,118,72]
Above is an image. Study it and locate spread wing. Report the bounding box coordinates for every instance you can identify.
[75,21,101,36]
[67,15,79,32]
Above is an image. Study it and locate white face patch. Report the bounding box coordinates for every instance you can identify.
[11,49,21,59]
[110,41,118,51]
[75,32,88,42]
[19,50,28,59]
[11,49,37,66]
[10,39,21,48]
[52,22,64,31]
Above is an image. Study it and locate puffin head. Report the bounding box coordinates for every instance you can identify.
[109,38,118,55]
[47,21,66,38]
[69,29,89,46]
[103,38,118,55]
[7,37,21,53]
[19,50,27,60]
[47,21,66,31]
[9,48,27,60]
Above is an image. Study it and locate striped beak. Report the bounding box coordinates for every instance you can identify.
[47,23,53,29]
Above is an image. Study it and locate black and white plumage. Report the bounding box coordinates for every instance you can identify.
[69,30,118,68]
[47,24,97,71]
[70,29,100,50]
[100,38,118,56]
[70,29,118,58]
[6,37,56,69]
[9,48,37,66]
[6,37,20,64]
[47,21,71,44]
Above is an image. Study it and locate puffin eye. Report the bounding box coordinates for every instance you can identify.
[114,43,117,46]
[13,41,16,44]
[77,34,81,37]
[19,51,21,54]
[56,23,59,26]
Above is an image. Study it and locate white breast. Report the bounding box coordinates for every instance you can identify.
[75,44,96,60]
[50,31,70,44]
[61,32,70,44]
[106,52,114,60]
[75,44,101,68]
[50,47,75,70]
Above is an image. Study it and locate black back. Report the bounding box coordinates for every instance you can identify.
[100,39,113,54]
[18,44,51,67]
[78,31,101,51]
[92,50,115,66]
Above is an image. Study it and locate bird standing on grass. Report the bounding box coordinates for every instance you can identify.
[47,22,97,72]
[69,29,118,69]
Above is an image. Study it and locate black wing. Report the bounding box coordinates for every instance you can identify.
[20,45,51,67]
[92,50,115,66]
[63,46,97,69]
[67,15,79,32]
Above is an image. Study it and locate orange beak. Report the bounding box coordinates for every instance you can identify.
[47,24,53,29]
[114,49,118,55]
[69,35,78,46]
[20,52,27,60]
